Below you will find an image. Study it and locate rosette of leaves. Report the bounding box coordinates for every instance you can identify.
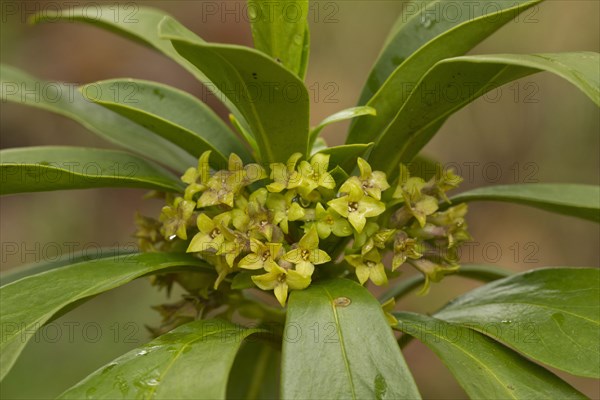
[1,1,599,399]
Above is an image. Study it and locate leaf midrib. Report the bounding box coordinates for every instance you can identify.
[323,286,356,400]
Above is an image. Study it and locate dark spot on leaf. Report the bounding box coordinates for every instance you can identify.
[374,373,387,399]
[507,385,515,391]
[252,72,258,80]
[333,297,351,307]
[275,57,282,63]
[152,89,165,100]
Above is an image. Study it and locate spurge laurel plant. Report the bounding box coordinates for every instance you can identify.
[1,1,599,399]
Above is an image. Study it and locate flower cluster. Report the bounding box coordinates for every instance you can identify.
[136,151,470,306]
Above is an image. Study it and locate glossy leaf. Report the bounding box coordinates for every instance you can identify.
[351,0,542,141]
[395,312,585,399]
[227,340,280,399]
[282,278,421,399]
[81,79,251,165]
[248,0,309,77]
[0,253,213,381]
[0,248,137,286]
[316,143,373,175]
[60,319,262,399]
[160,17,310,164]
[30,6,248,125]
[0,65,194,171]
[450,183,600,223]
[310,106,376,145]
[435,267,600,378]
[368,52,600,176]
[0,146,183,195]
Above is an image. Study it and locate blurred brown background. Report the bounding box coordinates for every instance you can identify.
[1,0,598,398]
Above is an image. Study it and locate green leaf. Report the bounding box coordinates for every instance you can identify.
[435,267,600,378]
[0,247,137,286]
[329,166,349,189]
[159,17,310,164]
[227,340,280,399]
[231,271,261,290]
[394,312,585,399]
[59,319,262,399]
[248,0,309,78]
[378,264,514,303]
[297,21,311,80]
[450,183,600,223]
[282,278,421,399]
[316,143,373,175]
[30,6,247,122]
[407,154,440,181]
[0,253,213,381]
[351,0,542,142]
[310,106,376,146]
[368,52,600,177]
[0,146,183,195]
[81,79,252,165]
[0,65,194,172]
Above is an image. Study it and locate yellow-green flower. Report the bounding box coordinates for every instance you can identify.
[410,258,459,295]
[282,226,331,276]
[252,263,311,306]
[345,249,388,286]
[198,153,266,208]
[247,189,283,241]
[159,197,196,240]
[353,222,380,250]
[181,150,211,201]
[429,167,463,203]
[266,191,305,234]
[328,178,385,233]
[392,231,423,271]
[392,165,440,227]
[356,157,390,200]
[305,203,353,239]
[187,213,231,253]
[267,153,303,192]
[296,153,336,198]
[238,239,283,271]
[424,203,471,247]
[219,226,250,267]
[361,228,395,255]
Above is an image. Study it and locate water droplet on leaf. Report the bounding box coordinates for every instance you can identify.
[420,16,433,29]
